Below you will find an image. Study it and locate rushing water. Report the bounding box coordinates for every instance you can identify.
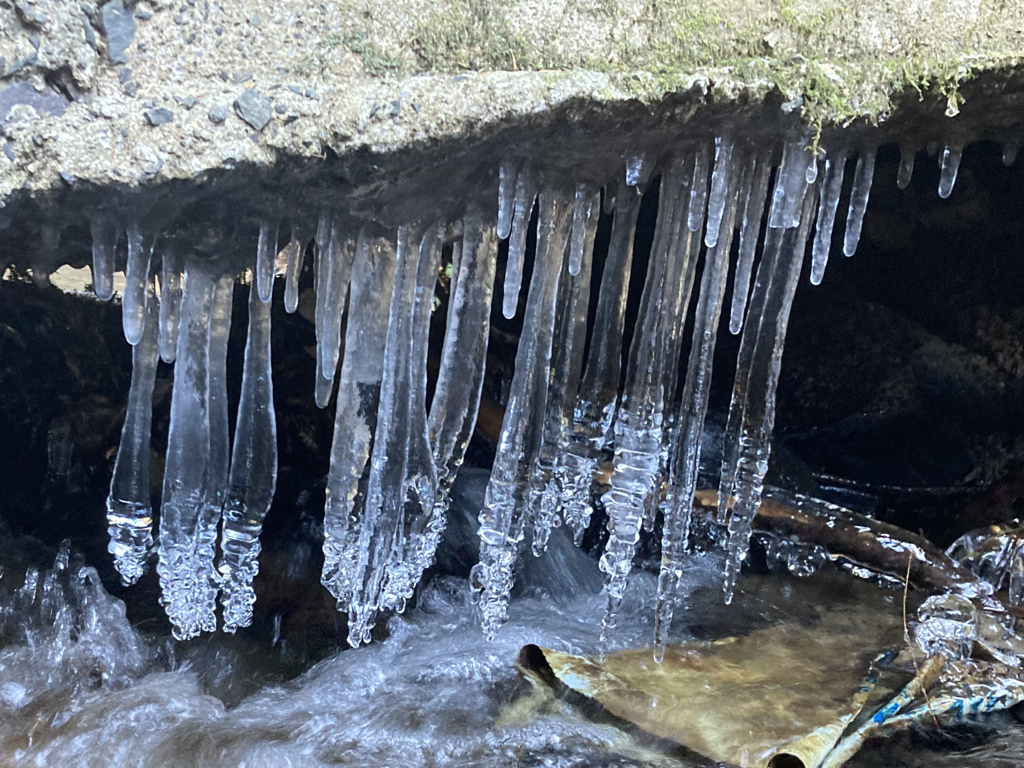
[2,474,1023,768]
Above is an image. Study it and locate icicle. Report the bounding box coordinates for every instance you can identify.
[719,179,817,604]
[568,182,598,276]
[897,144,916,190]
[321,229,397,609]
[688,140,711,232]
[842,147,876,257]
[502,164,538,319]
[255,218,279,303]
[283,225,307,314]
[90,217,117,301]
[428,208,497,536]
[158,249,182,364]
[472,188,571,639]
[320,220,357,382]
[497,159,521,240]
[938,143,963,199]
[106,278,159,586]
[380,222,445,612]
[769,135,813,229]
[32,222,57,288]
[704,133,736,248]
[123,220,154,346]
[157,264,220,639]
[602,184,617,215]
[805,152,819,184]
[729,146,773,335]
[532,193,597,556]
[600,154,693,639]
[654,157,740,657]
[346,224,425,646]
[810,147,847,286]
[1003,137,1021,166]
[219,276,278,632]
[556,182,642,544]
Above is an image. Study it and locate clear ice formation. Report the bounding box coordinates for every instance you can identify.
[842,147,876,257]
[554,182,642,545]
[897,144,916,190]
[157,264,224,640]
[938,143,964,199]
[106,278,159,586]
[219,276,278,632]
[473,187,571,639]
[89,216,117,301]
[98,126,906,648]
[123,220,153,346]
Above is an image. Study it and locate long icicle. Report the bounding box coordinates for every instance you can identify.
[556,181,642,544]
[497,159,522,240]
[599,154,691,640]
[347,224,423,646]
[654,155,743,657]
[219,274,278,632]
[704,133,736,248]
[502,163,538,319]
[728,146,773,335]
[938,143,964,199]
[157,263,218,639]
[810,147,847,286]
[319,219,357,381]
[106,277,159,586]
[842,147,876,257]
[321,228,397,610]
[720,179,818,603]
[531,188,597,556]
[472,187,571,639]
[425,208,498,559]
[381,222,445,613]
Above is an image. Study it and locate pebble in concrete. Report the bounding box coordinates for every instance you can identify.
[145,107,174,126]
[100,1,136,64]
[208,105,229,124]
[233,89,271,131]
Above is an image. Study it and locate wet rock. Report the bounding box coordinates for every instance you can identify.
[144,107,173,126]
[207,105,228,124]
[99,0,136,64]
[233,89,271,132]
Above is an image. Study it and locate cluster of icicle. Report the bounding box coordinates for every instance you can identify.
[90,129,983,649]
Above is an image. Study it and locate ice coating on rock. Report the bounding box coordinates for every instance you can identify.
[719,181,817,603]
[842,147,876,257]
[914,593,978,660]
[810,147,847,286]
[497,159,521,240]
[122,220,153,346]
[568,182,598,276]
[897,143,916,190]
[502,163,538,319]
[687,140,711,232]
[284,225,307,314]
[938,143,964,199]
[158,249,182,364]
[555,182,642,544]
[255,218,279,303]
[321,229,396,610]
[219,277,278,632]
[600,155,693,640]
[157,264,220,639]
[654,155,740,657]
[729,146,773,335]
[106,279,159,586]
[472,188,571,639]
[704,133,736,248]
[427,208,497,563]
[89,216,117,301]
